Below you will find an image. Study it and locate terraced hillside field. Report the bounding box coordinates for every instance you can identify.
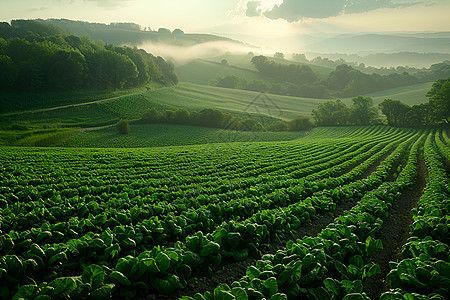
[0,126,449,299]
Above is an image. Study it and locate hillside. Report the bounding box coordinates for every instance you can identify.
[40,18,240,47]
[175,54,334,85]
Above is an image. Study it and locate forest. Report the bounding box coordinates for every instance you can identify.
[0,20,178,92]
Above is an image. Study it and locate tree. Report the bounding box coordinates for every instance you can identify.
[350,96,378,125]
[407,102,436,126]
[117,119,130,134]
[48,50,86,88]
[158,28,171,34]
[427,77,450,123]
[288,117,313,131]
[172,29,184,34]
[378,99,411,127]
[312,99,351,126]
[274,52,285,59]
[268,121,288,131]
[0,55,18,90]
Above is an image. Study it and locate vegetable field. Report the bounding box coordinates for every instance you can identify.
[0,126,449,299]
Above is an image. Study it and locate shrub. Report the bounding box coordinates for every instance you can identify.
[117,119,130,134]
[268,121,289,131]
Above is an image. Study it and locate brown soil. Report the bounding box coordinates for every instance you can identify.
[357,148,395,180]
[363,159,428,299]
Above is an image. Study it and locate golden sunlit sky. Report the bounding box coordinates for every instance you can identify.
[1,0,449,39]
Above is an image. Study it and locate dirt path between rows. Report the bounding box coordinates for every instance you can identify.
[363,159,428,299]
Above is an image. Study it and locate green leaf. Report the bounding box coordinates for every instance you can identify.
[213,228,228,244]
[141,258,160,274]
[365,236,383,257]
[233,249,248,262]
[0,235,14,254]
[342,293,367,300]
[186,235,201,252]
[324,278,341,296]
[246,266,261,280]
[11,284,37,300]
[349,255,363,269]
[364,264,381,279]
[33,296,52,300]
[269,293,287,300]
[2,255,23,277]
[214,285,235,300]
[199,242,220,257]
[115,257,132,275]
[48,252,67,266]
[82,264,105,290]
[263,277,278,297]
[49,277,77,297]
[156,252,171,273]
[90,284,114,299]
[150,274,180,294]
[109,271,131,286]
[227,233,241,250]
[231,287,248,300]
[397,259,417,278]
[166,251,179,262]
[380,291,405,300]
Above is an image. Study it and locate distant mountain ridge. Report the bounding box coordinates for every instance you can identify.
[303,33,450,54]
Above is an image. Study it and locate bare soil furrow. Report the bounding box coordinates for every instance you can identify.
[363,159,428,299]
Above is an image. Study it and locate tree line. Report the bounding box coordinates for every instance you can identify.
[210,55,450,99]
[311,77,450,126]
[136,107,313,132]
[0,20,178,92]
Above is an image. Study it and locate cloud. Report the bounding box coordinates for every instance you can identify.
[246,1,263,17]
[27,7,51,12]
[258,0,423,22]
[82,0,133,7]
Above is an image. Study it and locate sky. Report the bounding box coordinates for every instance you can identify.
[1,0,449,40]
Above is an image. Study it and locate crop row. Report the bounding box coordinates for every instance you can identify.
[178,130,426,300]
[0,130,420,299]
[380,132,450,300]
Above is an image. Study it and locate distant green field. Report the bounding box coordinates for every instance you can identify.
[0,81,433,134]
[56,124,308,148]
[143,83,333,120]
[175,54,334,85]
[175,59,263,85]
[362,81,433,106]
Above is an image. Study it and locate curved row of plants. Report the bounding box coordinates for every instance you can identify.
[180,132,426,300]
[0,129,420,298]
[380,132,450,300]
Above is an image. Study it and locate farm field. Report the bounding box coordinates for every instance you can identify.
[175,55,333,85]
[56,124,308,148]
[1,126,449,299]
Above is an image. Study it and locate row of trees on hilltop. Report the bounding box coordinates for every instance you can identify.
[210,75,330,99]
[312,96,378,126]
[0,20,177,92]
[242,55,450,98]
[312,77,450,126]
